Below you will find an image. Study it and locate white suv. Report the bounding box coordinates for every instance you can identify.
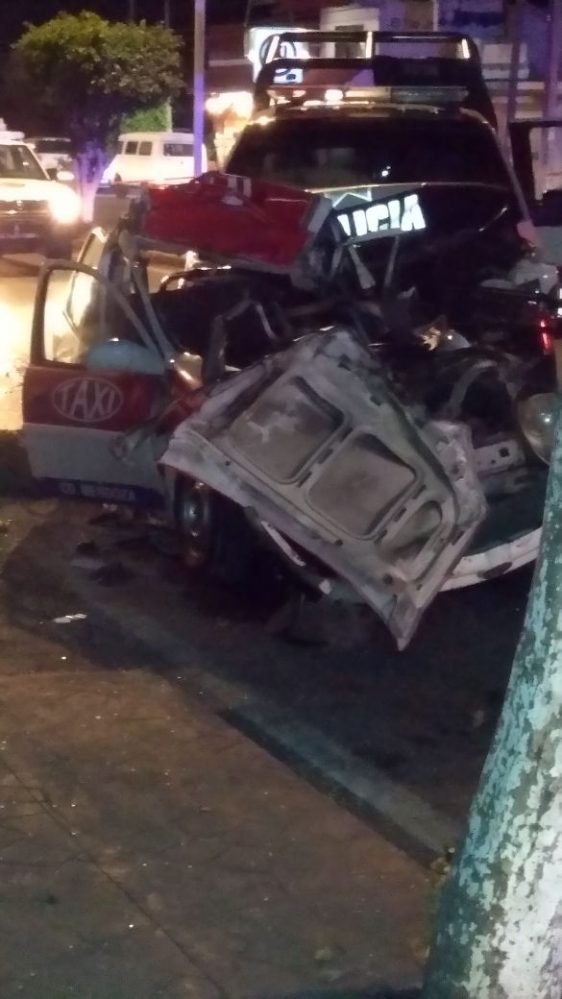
[0,131,81,257]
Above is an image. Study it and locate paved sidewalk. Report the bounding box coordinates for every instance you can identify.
[0,641,429,998]
[0,497,431,997]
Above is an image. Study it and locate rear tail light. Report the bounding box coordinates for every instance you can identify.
[536,312,558,355]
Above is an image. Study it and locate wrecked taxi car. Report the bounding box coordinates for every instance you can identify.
[22,167,559,648]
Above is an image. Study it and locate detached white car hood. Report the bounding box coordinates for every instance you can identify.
[162,330,487,648]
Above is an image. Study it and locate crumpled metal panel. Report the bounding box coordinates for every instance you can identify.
[162,330,487,647]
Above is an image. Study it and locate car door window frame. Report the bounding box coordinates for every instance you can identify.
[510,118,562,218]
[31,260,165,369]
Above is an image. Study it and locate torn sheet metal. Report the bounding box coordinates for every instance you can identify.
[161,329,487,648]
[140,173,339,289]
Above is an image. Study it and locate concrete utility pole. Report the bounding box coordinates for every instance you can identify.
[432,0,439,31]
[128,0,136,21]
[163,0,171,28]
[543,0,562,118]
[505,0,524,136]
[540,0,562,178]
[423,396,562,998]
[193,0,206,176]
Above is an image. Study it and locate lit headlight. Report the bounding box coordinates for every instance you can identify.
[518,392,559,464]
[49,185,81,225]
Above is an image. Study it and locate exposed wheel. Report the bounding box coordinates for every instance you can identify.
[176,479,254,585]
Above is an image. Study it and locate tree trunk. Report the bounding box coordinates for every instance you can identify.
[423,402,562,999]
[74,145,107,224]
[78,182,97,225]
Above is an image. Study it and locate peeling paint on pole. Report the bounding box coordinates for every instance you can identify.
[423,405,562,998]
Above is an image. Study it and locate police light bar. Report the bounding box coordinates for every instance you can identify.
[373,85,469,106]
[255,55,496,127]
[266,83,470,108]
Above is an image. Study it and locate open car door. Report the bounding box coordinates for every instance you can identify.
[161,329,486,649]
[510,118,562,264]
[22,257,169,507]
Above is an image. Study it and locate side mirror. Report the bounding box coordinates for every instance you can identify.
[85,339,166,376]
[46,167,57,180]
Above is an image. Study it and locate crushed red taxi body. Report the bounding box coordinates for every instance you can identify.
[21,170,558,646]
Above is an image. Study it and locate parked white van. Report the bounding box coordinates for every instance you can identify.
[102,131,206,186]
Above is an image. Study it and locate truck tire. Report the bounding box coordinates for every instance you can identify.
[176,479,255,586]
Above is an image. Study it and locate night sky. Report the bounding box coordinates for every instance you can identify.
[0,0,549,52]
[0,1,250,52]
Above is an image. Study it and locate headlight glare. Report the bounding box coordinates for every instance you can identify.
[49,185,81,225]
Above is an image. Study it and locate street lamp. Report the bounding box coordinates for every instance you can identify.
[193,0,206,175]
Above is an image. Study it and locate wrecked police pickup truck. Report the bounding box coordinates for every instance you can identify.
[22,164,559,648]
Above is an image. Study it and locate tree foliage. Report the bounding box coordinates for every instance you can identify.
[13,12,183,154]
[122,103,173,134]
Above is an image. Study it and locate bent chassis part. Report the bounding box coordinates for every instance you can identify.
[162,330,486,649]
